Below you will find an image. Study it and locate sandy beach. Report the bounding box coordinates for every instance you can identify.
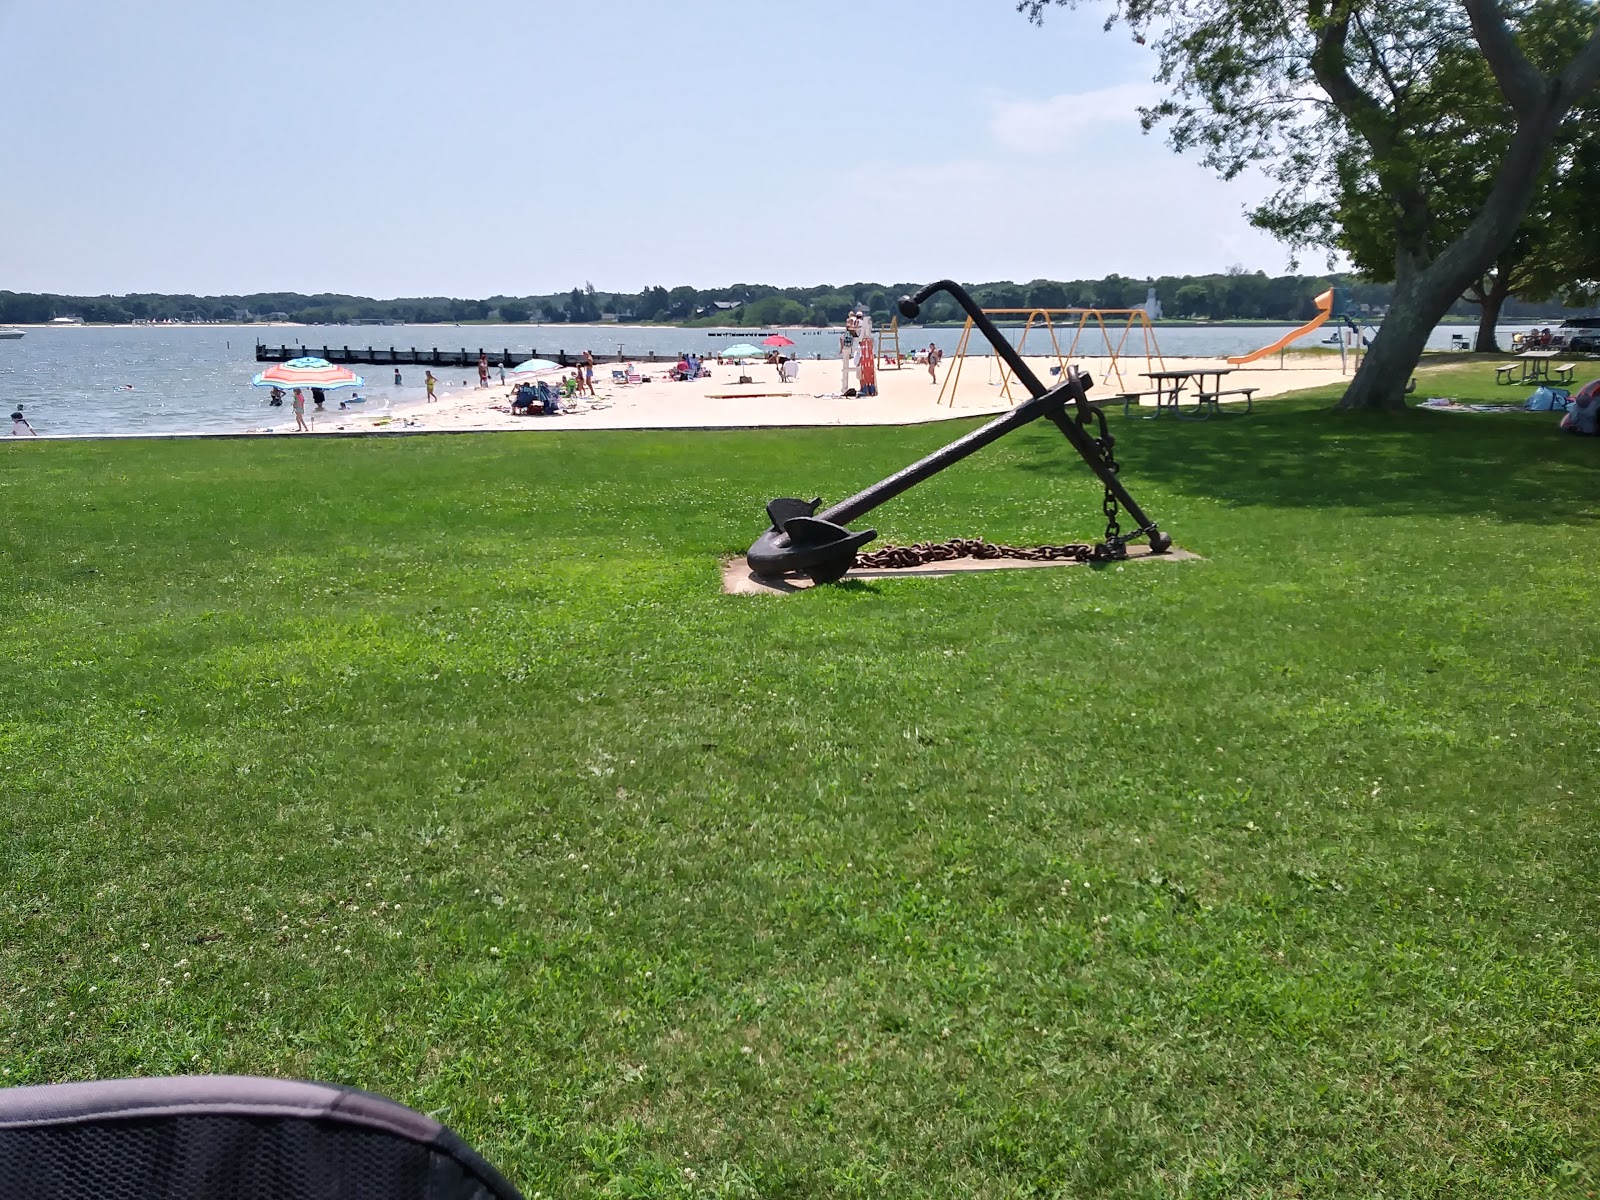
[257,351,1357,436]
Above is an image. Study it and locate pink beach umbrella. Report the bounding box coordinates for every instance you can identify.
[761,334,796,348]
[251,357,364,389]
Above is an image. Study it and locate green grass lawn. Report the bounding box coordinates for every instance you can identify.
[2,387,1598,1198]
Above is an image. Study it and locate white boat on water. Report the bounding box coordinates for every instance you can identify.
[0,330,23,340]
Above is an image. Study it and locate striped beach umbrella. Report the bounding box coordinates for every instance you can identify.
[251,357,365,389]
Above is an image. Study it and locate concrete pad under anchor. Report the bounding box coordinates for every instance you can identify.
[723,544,1199,595]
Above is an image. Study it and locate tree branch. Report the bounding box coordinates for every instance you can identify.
[1351,9,1404,106]
[1556,24,1600,108]
[1308,4,1392,150]
[1461,0,1546,115]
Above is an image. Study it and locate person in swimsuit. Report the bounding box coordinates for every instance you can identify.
[393,368,403,386]
[478,353,490,388]
[291,388,309,432]
[425,371,438,402]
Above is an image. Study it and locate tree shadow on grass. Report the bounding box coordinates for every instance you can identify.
[1013,401,1600,527]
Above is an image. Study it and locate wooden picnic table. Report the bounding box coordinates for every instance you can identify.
[1142,367,1235,418]
[1516,349,1560,383]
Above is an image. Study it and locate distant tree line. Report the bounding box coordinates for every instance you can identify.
[3,271,1595,327]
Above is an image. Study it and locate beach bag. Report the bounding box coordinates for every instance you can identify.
[1524,387,1570,412]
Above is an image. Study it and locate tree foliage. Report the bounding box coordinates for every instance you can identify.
[1022,0,1600,407]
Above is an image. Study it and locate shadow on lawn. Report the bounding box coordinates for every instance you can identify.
[1069,402,1600,526]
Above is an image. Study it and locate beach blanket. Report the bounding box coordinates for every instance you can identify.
[1419,398,1527,413]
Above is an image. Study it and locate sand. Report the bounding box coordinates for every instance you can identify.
[258,350,1356,436]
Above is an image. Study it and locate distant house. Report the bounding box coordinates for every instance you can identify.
[1141,285,1163,321]
[697,300,743,318]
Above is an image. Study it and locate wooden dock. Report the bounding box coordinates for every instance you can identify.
[254,344,674,368]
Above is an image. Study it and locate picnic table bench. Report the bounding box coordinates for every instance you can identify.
[1196,386,1258,414]
[1497,358,1577,385]
[1141,368,1253,419]
[1103,390,1162,416]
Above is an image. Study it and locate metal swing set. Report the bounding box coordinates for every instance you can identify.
[938,306,1167,407]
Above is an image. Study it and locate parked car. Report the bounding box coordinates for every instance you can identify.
[1559,317,1600,352]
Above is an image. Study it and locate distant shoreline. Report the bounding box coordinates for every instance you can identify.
[5,316,1549,332]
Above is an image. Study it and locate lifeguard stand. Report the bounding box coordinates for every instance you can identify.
[937,307,1166,407]
[877,316,905,369]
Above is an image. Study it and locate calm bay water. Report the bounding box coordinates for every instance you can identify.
[1,321,1520,437]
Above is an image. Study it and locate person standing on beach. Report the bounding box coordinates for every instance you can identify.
[10,409,36,436]
[477,353,490,388]
[425,371,438,402]
[583,350,596,393]
[291,388,309,432]
[927,343,940,383]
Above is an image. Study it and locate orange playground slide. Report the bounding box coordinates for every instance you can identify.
[1227,288,1335,366]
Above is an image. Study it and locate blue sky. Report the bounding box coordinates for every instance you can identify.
[0,0,1291,296]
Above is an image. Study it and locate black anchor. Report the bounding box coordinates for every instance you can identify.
[746,279,1171,583]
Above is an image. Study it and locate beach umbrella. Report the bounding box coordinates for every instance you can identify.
[721,343,763,359]
[761,334,796,348]
[251,357,364,389]
[510,358,563,374]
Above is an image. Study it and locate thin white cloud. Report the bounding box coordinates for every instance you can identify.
[834,151,1286,282]
[989,83,1162,154]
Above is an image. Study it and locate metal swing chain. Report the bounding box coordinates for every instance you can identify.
[850,402,1131,571]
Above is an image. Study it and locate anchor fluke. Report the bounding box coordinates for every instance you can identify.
[747,499,877,583]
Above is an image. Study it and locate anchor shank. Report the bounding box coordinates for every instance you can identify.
[818,386,1067,528]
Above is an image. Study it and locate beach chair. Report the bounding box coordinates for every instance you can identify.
[0,1075,525,1200]
[626,369,643,384]
[783,361,801,382]
[611,369,628,385]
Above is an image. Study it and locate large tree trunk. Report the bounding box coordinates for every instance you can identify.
[1337,278,1442,410]
[1473,272,1513,352]
[1338,119,1567,410]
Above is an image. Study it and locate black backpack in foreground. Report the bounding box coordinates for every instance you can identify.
[0,1075,525,1200]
